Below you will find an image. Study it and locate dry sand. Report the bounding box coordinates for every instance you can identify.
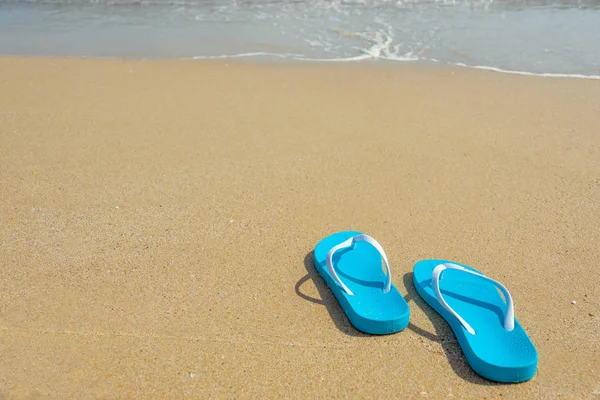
[0,56,599,399]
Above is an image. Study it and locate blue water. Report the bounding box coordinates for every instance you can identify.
[1,0,599,78]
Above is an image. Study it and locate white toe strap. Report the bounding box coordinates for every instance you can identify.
[326,234,392,296]
[432,263,515,335]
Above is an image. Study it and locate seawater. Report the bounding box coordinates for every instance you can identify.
[0,0,599,78]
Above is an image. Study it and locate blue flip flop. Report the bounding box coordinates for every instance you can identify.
[313,231,410,334]
[413,260,538,382]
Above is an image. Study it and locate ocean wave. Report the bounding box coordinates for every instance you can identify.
[1,0,599,77]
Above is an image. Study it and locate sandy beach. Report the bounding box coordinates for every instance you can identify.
[0,56,599,399]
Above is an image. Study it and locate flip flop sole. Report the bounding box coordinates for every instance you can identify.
[413,259,538,382]
[314,231,410,335]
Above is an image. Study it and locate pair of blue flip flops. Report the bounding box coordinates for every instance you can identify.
[314,231,538,383]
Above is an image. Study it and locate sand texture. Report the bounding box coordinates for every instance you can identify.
[1,57,599,399]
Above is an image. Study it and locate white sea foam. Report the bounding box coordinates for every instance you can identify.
[190,51,600,80]
[188,22,600,80]
[452,63,600,80]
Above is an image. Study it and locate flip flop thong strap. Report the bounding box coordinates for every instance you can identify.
[325,234,392,296]
[432,263,515,335]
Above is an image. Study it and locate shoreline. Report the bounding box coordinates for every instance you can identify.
[1,56,599,398]
[3,53,600,80]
